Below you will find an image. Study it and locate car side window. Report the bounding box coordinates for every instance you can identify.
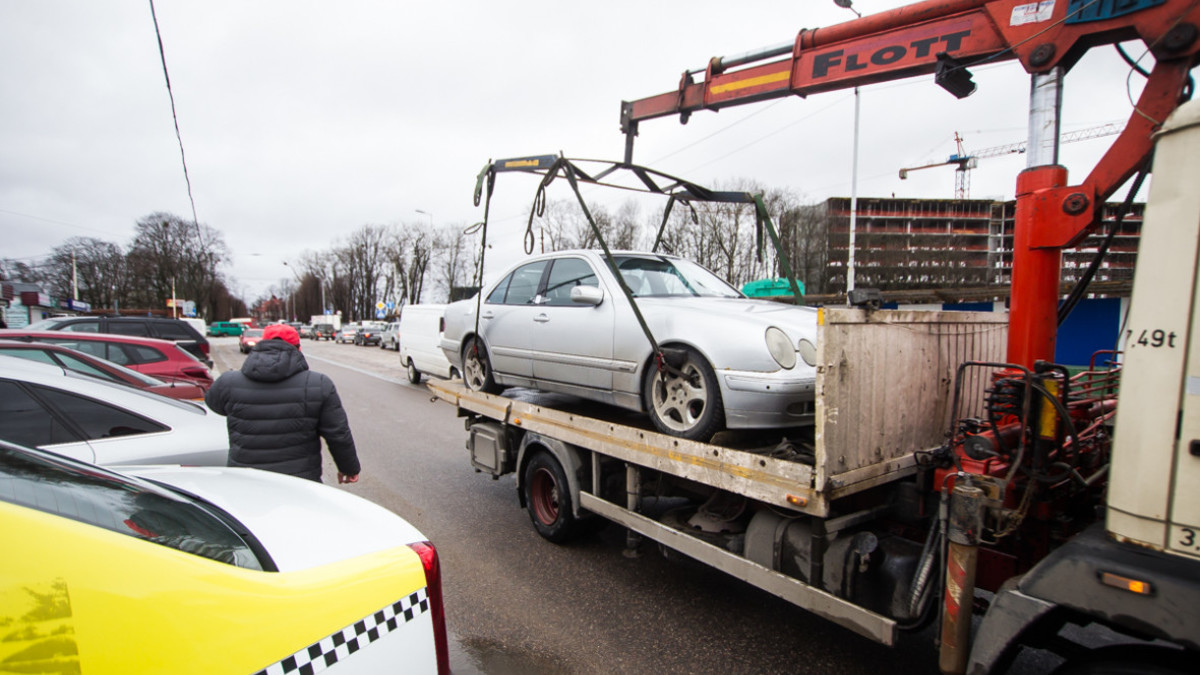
[155,322,194,340]
[102,344,131,365]
[52,352,119,381]
[0,348,58,365]
[543,258,599,306]
[45,339,108,362]
[0,381,81,447]
[0,447,265,570]
[109,321,151,337]
[486,275,512,304]
[60,320,100,333]
[499,261,548,305]
[129,345,167,364]
[33,385,169,439]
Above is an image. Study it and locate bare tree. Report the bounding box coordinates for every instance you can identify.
[535,198,643,252]
[126,212,228,317]
[42,237,127,309]
[337,225,390,321]
[433,223,477,304]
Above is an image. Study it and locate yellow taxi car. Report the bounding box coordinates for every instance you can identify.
[0,441,449,674]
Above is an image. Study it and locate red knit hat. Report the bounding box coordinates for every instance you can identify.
[262,324,301,348]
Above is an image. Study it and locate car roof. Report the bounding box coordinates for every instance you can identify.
[0,329,181,348]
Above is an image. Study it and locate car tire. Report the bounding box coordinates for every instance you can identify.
[462,337,502,394]
[407,360,423,384]
[642,345,725,442]
[522,451,580,543]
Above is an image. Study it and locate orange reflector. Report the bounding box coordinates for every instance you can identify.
[1100,571,1153,595]
[786,494,808,507]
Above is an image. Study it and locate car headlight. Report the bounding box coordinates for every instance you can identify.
[765,327,797,369]
[798,338,817,366]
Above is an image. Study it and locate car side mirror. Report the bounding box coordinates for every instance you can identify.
[571,285,604,306]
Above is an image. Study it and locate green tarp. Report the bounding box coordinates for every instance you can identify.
[741,278,805,298]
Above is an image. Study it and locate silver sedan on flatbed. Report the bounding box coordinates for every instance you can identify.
[440,249,818,441]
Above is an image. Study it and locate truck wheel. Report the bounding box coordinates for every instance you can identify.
[462,337,502,393]
[643,346,725,442]
[523,451,578,543]
[407,360,423,384]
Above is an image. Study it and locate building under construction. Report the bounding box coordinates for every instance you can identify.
[811,196,1142,304]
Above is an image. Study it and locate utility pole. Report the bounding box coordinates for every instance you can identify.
[835,0,862,298]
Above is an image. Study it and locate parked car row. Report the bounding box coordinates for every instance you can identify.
[0,355,227,466]
[27,315,213,368]
[0,339,207,400]
[0,328,450,671]
[0,329,214,386]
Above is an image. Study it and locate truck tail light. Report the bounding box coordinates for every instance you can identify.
[1099,571,1154,595]
[408,541,450,674]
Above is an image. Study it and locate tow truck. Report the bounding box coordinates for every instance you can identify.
[432,1,1200,672]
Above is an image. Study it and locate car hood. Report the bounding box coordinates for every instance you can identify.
[634,296,818,335]
[124,465,426,572]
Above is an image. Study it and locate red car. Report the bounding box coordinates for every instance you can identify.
[0,330,213,387]
[0,339,208,400]
[238,328,265,354]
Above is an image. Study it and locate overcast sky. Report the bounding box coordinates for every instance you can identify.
[1,1,1149,301]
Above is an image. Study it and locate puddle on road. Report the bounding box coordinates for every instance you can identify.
[449,633,571,674]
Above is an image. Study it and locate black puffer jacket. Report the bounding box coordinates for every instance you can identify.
[206,340,360,481]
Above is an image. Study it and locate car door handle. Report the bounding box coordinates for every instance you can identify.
[480,311,494,320]
[534,313,549,323]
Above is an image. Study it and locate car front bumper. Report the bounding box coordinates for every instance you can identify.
[720,371,816,429]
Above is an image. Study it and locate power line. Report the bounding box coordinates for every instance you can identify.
[148,0,205,248]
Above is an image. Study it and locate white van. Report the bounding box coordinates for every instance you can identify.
[399,304,457,384]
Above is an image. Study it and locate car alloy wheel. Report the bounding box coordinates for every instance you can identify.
[462,337,501,394]
[643,346,725,442]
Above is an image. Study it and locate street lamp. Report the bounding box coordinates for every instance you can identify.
[284,260,327,317]
[415,209,433,227]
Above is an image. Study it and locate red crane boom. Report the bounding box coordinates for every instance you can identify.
[620,0,1200,368]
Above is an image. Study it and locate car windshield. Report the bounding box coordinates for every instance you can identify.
[243,329,264,338]
[0,442,267,570]
[613,255,742,298]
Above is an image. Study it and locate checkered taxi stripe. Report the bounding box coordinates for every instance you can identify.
[255,589,430,675]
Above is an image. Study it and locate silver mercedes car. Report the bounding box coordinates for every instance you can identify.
[440,250,818,441]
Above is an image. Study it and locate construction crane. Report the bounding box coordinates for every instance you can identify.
[899,122,1124,198]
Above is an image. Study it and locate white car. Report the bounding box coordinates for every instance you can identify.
[441,249,819,441]
[0,355,229,466]
[381,320,401,351]
[1,440,449,673]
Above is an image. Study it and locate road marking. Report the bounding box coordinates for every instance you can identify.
[304,353,409,386]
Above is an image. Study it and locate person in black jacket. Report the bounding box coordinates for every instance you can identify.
[206,323,360,483]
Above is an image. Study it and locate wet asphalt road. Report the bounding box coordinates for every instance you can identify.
[209,337,961,675]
